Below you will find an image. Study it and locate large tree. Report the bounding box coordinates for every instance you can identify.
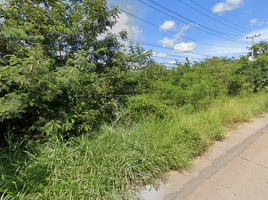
[0,0,125,68]
[0,0,151,143]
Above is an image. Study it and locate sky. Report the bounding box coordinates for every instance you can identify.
[1,0,268,64]
[107,0,268,64]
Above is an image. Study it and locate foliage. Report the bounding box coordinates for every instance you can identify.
[248,41,268,58]
[126,95,174,119]
[133,57,236,112]
[0,0,151,143]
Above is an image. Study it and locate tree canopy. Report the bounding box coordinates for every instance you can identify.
[248,41,268,59]
[0,0,151,143]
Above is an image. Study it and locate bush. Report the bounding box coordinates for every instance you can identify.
[126,95,174,119]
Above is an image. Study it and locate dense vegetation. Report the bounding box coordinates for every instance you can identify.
[1,0,268,199]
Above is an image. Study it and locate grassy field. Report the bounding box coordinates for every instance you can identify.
[1,92,268,199]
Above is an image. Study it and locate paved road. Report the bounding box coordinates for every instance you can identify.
[141,114,268,200]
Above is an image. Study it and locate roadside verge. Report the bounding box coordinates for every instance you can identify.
[141,114,268,200]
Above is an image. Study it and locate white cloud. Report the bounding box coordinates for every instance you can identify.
[97,13,130,41]
[175,24,193,40]
[174,42,197,52]
[158,24,196,52]
[159,23,193,48]
[157,52,167,57]
[249,18,264,26]
[168,60,176,64]
[212,0,243,14]
[250,18,257,25]
[98,12,141,41]
[117,13,128,24]
[110,13,130,34]
[180,24,192,32]
[159,37,177,48]
[159,20,176,31]
[152,51,157,57]
[131,26,142,34]
[127,5,130,8]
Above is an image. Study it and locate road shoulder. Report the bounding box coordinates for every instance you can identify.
[141,114,268,200]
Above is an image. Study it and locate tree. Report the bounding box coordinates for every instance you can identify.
[248,41,268,59]
[0,0,123,68]
[0,0,151,143]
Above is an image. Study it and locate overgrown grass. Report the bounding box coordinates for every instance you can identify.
[1,92,268,199]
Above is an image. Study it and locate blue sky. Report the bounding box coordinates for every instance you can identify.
[108,0,268,64]
[1,0,268,64]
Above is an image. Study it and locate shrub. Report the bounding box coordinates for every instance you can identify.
[126,95,174,119]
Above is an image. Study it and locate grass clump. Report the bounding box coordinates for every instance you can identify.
[0,121,193,199]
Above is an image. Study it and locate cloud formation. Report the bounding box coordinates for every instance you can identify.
[108,13,142,37]
[110,13,130,34]
[132,26,142,34]
[159,24,192,48]
[159,37,177,48]
[250,18,257,25]
[175,24,193,40]
[168,60,176,64]
[159,20,176,31]
[158,24,196,52]
[212,0,243,14]
[174,42,197,52]
[157,52,167,57]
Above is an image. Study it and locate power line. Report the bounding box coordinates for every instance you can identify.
[126,38,212,57]
[117,38,202,62]
[145,0,248,44]
[108,3,248,49]
[189,0,251,33]
[153,55,195,61]
[117,37,239,63]
[116,36,205,59]
[124,37,245,59]
[153,51,201,60]
[118,38,206,60]
[188,0,268,41]
[153,53,199,60]
[177,0,248,34]
[139,1,231,42]
[152,61,188,66]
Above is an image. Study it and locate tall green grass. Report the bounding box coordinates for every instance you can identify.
[1,93,268,199]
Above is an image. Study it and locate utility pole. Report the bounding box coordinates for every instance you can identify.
[246,33,261,61]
